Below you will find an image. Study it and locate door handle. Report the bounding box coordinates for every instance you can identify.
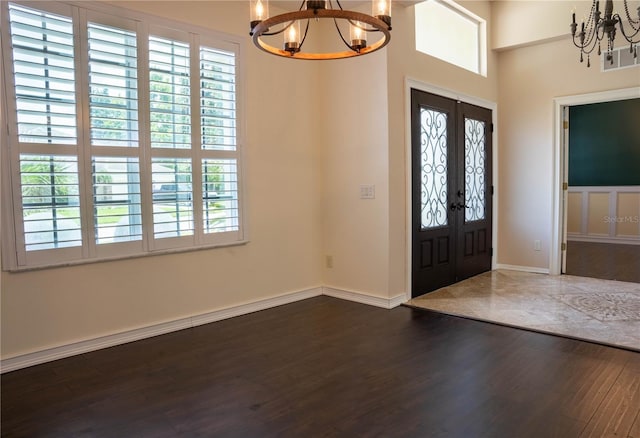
[451,202,467,211]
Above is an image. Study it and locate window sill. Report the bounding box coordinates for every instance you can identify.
[3,240,250,273]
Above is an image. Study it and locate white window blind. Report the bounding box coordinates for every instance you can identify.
[9,4,77,144]
[202,159,239,234]
[200,47,236,151]
[92,156,142,244]
[151,158,194,239]
[20,154,81,251]
[2,2,244,270]
[149,36,191,150]
[200,45,239,239]
[88,22,139,148]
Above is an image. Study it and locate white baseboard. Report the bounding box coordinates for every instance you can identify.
[567,235,640,245]
[1,287,323,374]
[1,286,410,373]
[495,264,550,274]
[323,286,406,309]
[190,287,322,327]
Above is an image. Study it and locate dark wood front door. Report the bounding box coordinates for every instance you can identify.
[411,89,493,297]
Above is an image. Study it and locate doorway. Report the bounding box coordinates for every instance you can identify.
[410,89,493,297]
[552,87,640,277]
[562,97,640,283]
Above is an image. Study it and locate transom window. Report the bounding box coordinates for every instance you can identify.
[1,2,244,270]
[414,0,487,76]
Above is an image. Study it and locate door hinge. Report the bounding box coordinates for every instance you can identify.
[561,242,567,251]
[562,182,568,190]
[491,185,494,195]
[490,123,494,133]
[563,120,569,129]
[490,247,494,257]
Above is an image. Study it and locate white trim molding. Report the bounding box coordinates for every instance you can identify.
[1,287,322,373]
[566,186,640,245]
[404,77,499,300]
[569,236,640,246]
[323,286,406,309]
[1,286,409,373]
[495,264,550,275]
[552,86,640,275]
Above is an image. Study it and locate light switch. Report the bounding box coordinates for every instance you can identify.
[360,184,375,199]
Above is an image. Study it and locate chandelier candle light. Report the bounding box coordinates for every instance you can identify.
[249,0,392,60]
[570,0,640,67]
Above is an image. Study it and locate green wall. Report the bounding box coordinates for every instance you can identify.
[568,98,640,186]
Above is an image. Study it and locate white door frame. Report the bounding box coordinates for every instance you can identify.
[404,77,498,300]
[551,86,640,275]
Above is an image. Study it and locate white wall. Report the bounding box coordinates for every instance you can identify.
[1,1,324,360]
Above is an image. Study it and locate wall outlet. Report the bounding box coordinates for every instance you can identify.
[326,255,333,268]
[534,240,541,251]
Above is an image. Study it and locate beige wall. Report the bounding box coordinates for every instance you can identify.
[319,50,391,297]
[618,193,640,237]
[4,0,639,362]
[491,1,576,50]
[386,1,498,296]
[497,37,639,269]
[1,1,324,359]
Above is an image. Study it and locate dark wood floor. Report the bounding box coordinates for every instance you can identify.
[2,296,639,437]
[566,240,640,283]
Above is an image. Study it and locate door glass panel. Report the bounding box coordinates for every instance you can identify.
[464,117,486,222]
[420,107,448,229]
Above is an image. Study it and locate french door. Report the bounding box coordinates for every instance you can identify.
[411,89,493,297]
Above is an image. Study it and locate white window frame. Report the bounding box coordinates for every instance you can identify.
[414,0,487,77]
[1,1,247,271]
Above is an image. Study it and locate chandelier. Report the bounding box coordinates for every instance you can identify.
[570,0,640,67]
[249,0,392,60]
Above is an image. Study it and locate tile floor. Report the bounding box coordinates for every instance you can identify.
[407,269,640,351]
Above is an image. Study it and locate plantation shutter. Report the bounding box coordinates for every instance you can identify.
[87,20,143,247]
[8,4,84,263]
[2,2,244,269]
[148,34,194,245]
[8,3,77,144]
[200,46,239,236]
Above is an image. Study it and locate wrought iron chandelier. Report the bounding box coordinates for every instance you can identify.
[249,0,392,60]
[570,0,640,67]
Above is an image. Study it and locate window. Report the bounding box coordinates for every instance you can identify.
[414,0,486,76]
[2,2,244,269]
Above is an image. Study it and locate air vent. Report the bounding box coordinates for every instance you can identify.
[602,44,638,72]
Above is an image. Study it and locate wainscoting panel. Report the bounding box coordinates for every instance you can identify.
[567,186,640,244]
